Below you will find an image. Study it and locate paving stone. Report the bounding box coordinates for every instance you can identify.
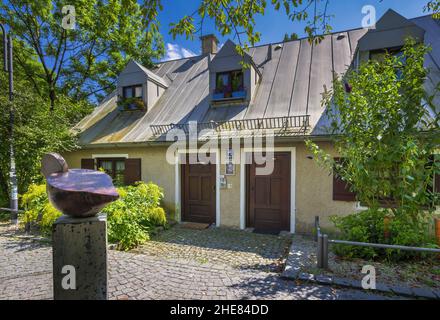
[0,222,408,300]
[298,273,314,281]
[315,275,333,285]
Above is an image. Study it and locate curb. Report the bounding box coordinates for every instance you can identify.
[281,269,440,300]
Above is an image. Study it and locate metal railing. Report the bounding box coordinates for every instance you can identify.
[150,115,310,136]
[314,216,440,269]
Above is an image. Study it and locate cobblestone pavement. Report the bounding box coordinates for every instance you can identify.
[132,226,291,272]
[0,225,407,300]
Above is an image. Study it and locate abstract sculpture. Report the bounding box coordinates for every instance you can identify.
[41,153,119,217]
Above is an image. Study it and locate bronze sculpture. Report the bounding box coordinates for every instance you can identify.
[41,153,119,218]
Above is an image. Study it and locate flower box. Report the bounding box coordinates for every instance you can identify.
[232,90,246,98]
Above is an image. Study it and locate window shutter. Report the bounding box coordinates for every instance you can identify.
[81,158,95,170]
[124,159,141,185]
[333,158,356,201]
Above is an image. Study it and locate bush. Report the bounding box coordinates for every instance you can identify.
[20,184,62,235]
[20,181,167,250]
[103,181,167,250]
[330,209,438,261]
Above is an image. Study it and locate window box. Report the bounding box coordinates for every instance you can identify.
[232,90,246,98]
[213,92,225,100]
[117,97,145,111]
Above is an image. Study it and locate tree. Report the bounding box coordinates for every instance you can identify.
[283,32,299,42]
[170,0,332,54]
[0,51,92,207]
[0,0,165,109]
[306,38,439,219]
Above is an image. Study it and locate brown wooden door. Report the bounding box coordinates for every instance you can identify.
[247,152,290,233]
[182,161,216,224]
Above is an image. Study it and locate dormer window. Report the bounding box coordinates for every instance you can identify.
[369,46,403,62]
[120,84,144,110]
[213,70,245,100]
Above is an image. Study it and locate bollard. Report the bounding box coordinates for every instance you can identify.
[317,233,323,268]
[317,233,329,269]
[322,234,329,269]
[314,216,320,242]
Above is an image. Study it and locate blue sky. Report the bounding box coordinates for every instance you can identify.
[157,0,430,61]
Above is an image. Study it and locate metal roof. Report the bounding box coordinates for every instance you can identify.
[74,14,440,146]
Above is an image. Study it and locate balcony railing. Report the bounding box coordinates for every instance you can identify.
[150,115,310,137]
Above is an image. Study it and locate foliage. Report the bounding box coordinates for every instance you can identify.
[330,209,437,261]
[425,0,440,14]
[283,32,299,42]
[0,67,92,208]
[20,183,61,235]
[307,38,439,214]
[102,182,167,251]
[306,38,440,260]
[0,0,165,107]
[18,181,167,249]
[116,97,146,111]
[170,0,332,49]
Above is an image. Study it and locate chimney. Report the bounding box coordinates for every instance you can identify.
[200,34,219,55]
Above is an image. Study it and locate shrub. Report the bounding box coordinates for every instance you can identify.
[19,181,167,250]
[20,183,62,235]
[102,181,167,250]
[331,209,438,261]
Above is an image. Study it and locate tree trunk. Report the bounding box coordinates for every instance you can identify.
[49,87,56,111]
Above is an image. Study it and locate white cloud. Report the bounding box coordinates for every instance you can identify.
[163,43,197,61]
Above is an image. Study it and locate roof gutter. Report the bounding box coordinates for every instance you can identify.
[77,134,337,149]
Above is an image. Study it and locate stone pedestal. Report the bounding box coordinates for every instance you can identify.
[52,214,108,300]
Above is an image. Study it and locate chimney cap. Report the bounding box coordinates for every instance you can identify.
[200,34,219,43]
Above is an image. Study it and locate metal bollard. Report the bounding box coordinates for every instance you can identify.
[317,233,329,269]
[322,234,329,269]
[314,216,320,242]
[317,233,323,268]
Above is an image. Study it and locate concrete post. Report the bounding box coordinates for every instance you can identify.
[52,214,108,300]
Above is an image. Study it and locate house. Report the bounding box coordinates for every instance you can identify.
[64,10,440,234]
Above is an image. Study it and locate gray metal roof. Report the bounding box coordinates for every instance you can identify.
[75,14,440,146]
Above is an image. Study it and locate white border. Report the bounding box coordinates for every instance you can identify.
[175,149,220,227]
[240,147,296,233]
[91,154,129,159]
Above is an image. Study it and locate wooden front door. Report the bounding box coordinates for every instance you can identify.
[247,152,290,233]
[181,160,216,224]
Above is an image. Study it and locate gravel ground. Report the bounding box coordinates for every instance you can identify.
[287,234,440,290]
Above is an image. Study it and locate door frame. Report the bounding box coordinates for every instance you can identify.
[240,147,296,233]
[175,149,220,227]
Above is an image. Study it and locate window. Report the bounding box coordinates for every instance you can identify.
[214,70,244,99]
[122,85,143,110]
[97,158,126,186]
[81,158,142,185]
[333,158,357,202]
[370,47,405,79]
[369,47,403,62]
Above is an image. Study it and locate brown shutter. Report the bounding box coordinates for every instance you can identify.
[81,158,95,170]
[333,158,356,201]
[124,158,141,185]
